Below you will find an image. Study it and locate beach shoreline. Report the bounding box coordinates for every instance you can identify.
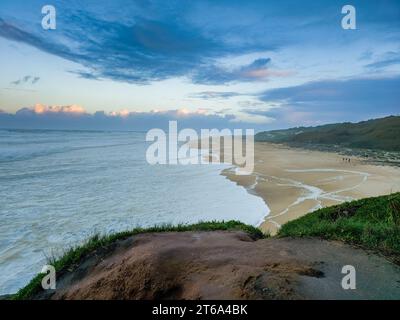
[223,142,400,235]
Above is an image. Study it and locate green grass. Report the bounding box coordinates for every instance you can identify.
[278,193,400,258]
[13,220,264,300]
[255,115,400,151]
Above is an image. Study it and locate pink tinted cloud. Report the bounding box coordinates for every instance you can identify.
[33,103,86,114]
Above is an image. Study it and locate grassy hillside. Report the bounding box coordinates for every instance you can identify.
[279,193,400,258]
[255,116,400,151]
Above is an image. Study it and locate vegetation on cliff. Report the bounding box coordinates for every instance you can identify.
[279,193,400,257]
[255,116,400,151]
[13,221,264,300]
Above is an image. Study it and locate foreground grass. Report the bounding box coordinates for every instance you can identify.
[13,220,264,300]
[279,193,400,258]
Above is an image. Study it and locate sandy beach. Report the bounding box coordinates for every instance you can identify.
[224,142,400,235]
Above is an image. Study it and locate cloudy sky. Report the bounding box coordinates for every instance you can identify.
[0,0,399,130]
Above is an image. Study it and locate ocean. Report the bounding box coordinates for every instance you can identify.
[0,129,268,295]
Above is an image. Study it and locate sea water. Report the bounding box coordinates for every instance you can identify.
[0,129,268,294]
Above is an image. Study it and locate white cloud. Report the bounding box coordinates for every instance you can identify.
[231,112,275,124]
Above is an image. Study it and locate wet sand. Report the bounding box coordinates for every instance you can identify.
[224,142,400,235]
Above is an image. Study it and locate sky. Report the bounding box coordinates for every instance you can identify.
[0,0,399,131]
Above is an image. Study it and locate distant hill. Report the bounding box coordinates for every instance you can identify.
[255,116,400,151]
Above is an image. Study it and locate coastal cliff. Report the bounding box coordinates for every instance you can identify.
[14,194,400,300]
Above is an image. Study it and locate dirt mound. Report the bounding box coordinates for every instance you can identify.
[35,231,400,299]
